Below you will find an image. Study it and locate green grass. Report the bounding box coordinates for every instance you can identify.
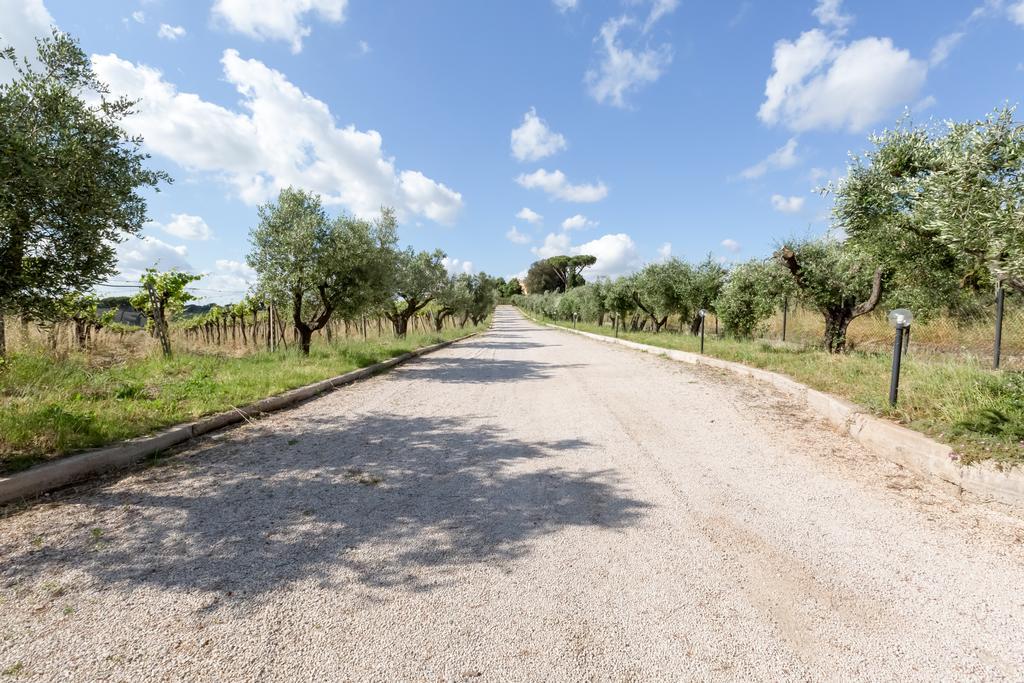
[541,316,1024,466]
[0,325,485,474]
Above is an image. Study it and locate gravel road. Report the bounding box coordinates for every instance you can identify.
[2,306,1024,681]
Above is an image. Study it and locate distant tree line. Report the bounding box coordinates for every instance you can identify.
[517,108,1024,353]
[0,33,500,360]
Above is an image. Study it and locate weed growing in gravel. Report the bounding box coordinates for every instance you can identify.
[1,662,25,676]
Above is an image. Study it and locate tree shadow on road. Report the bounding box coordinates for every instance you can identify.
[456,340,552,351]
[396,355,583,383]
[1,414,648,603]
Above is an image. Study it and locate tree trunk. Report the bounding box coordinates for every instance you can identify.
[74,319,88,350]
[689,313,703,336]
[823,310,853,353]
[297,325,313,355]
[392,315,409,337]
[0,312,6,360]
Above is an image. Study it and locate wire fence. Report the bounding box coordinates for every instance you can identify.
[749,293,1023,369]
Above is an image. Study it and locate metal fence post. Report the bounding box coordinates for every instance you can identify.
[782,296,788,342]
[994,281,1005,369]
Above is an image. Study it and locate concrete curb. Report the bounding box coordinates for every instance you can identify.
[0,333,477,506]
[531,316,1024,508]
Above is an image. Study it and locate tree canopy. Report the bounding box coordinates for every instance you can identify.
[383,248,448,336]
[0,31,169,356]
[834,107,1024,305]
[247,188,397,353]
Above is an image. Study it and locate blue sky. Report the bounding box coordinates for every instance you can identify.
[3,0,1024,301]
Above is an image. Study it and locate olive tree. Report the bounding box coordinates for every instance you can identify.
[777,240,883,353]
[835,108,1024,306]
[247,189,398,354]
[633,259,693,332]
[715,260,792,338]
[684,257,728,334]
[433,275,473,331]
[384,248,448,337]
[0,32,169,358]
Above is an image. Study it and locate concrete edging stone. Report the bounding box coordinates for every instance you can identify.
[533,316,1024,508]
[0,333,477,505]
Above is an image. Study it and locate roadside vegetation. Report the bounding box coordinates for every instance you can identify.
[1,33,504,472]
[516,106,1024,466]
[0,323,487,474]
[522,310,1022,465]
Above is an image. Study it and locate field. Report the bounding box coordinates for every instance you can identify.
[536,313,1024,466]
[0,316,487,474]
[760,304,1024,368]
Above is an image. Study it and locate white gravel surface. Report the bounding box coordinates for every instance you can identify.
[2,306,1024,681]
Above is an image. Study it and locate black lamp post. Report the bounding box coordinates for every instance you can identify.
[698,309,706,354]
[887,308,913,406]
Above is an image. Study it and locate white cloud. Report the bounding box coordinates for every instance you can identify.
[515,169,608,203]
[771,194,805,213]
[505,226,532,245]
[1010,1,1024,25]
[211,0,347,53]
[643,0,679,33]
[912,94,937,113]
[739,137,799,179]
[812,0,852,32]
[553,0,578,12]
[930,31,964,66]
[147,213,213,241]
[131,11,145,24]
[758,29,927,132]
[0,0,54,82]
[200,259,258,302]
[585,16,672,108]
[91,50,463,224]
[532,232,572,259]
[158,24,186,40]
[532,232,640,277]
[116,235,192,280]
[721,238,741,253]
[358,40,370,55]
[398,170,463,225]
[574,233,641,277]
[510,108,567,162]
[561,213,597,230]
[656,242,672,261]
[516,207,543,224]
[442,256,475,275]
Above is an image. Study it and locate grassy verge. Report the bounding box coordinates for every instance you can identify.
[534,315,1024,466]
[0,324,485,474]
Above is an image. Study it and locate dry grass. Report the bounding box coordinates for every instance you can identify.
[0,317,488,474]
[757,305,1024,368]
[539,313,1024,466]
